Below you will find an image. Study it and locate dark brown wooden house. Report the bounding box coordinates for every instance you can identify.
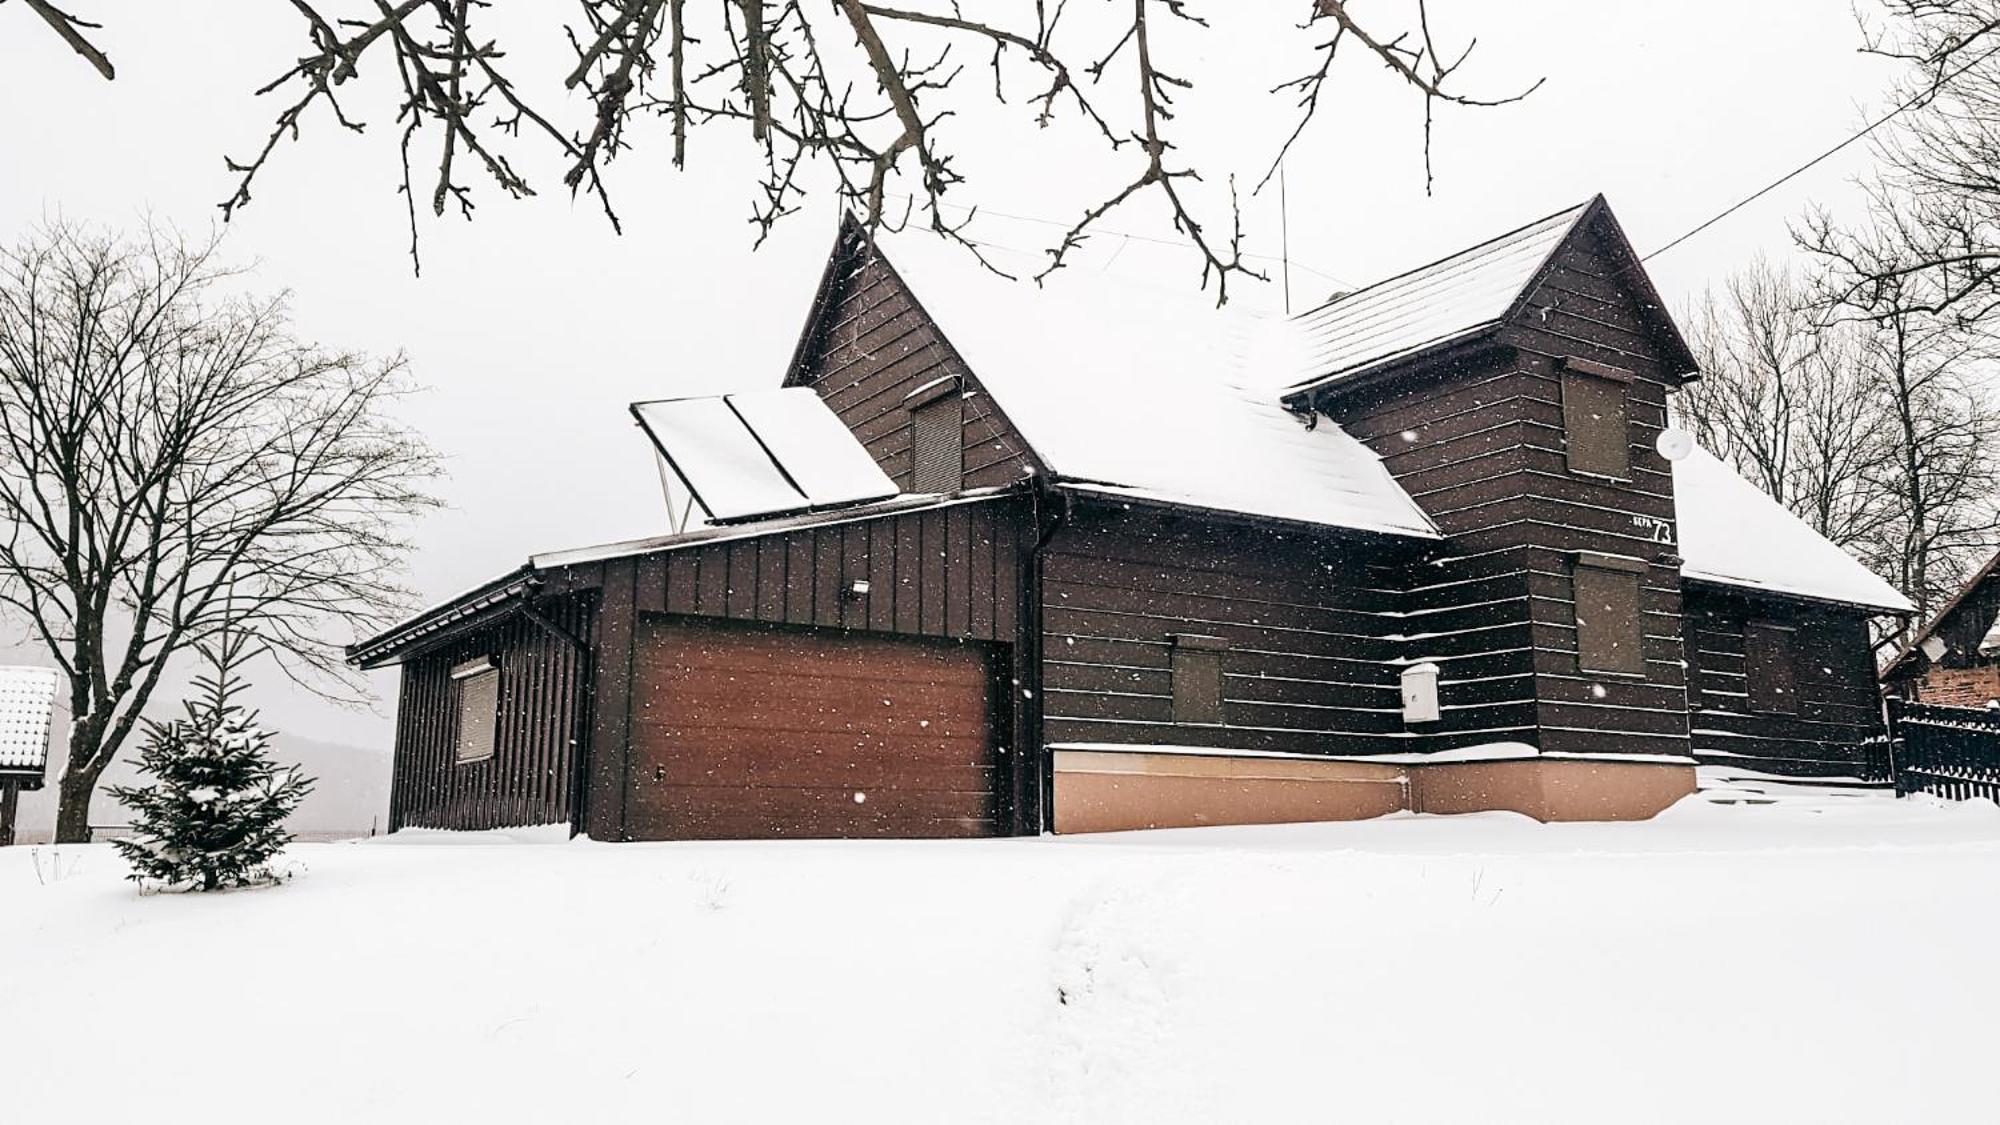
[349,196,1913,839]
[1882,551,2000,706]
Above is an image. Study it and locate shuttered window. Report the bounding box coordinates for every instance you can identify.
[1170,634,1227,724]
[452,658,500,763]
[909,395,964,494]
[1745,621,1798,714]
[1573,554,1646,675]
[1560,358,1633,478]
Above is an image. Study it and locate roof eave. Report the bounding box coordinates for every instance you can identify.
[345,565,537,670]
[1055,480,1441,544]
[1681,572,1916,619]
[1281,327,1511,409]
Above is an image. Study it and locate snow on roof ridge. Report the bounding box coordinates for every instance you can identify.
[1280,200,1594,392]
[1293,198,1592,322]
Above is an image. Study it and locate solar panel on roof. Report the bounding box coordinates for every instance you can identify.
[633,396,806,521]
[727,389,897,508]
[0,665,58,778]
[632,388,898,524]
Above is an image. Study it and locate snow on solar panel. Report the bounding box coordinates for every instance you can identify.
[0,665,58,775]
[633,396,805,521]
[726,389,896,507]
[633,390,899,523]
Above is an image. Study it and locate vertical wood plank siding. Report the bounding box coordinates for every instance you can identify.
[1040,506,1417,755]
[580,497,1031,839]
[1326,213,1693,758]
[389,595,597,831]
[789,239,1039,491]
[1684,584,1886,775]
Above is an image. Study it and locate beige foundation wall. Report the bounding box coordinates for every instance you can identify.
[1051,750,1406,835]
[1051,749,1695,833]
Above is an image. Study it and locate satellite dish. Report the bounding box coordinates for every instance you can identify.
[1922,635,1949,662]
[1656,427,1695,462]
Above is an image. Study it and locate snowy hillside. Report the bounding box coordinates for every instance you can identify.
[6,797,1998,1123]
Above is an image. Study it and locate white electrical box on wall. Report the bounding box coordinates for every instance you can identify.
[1401,661,1441,724]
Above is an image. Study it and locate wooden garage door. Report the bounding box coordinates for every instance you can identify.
[629,617,1003,839]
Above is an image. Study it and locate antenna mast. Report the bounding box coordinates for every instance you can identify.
[1279,160,1293,315]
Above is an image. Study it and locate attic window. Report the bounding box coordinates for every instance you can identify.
[451,657,500,764]
[1560,357,1633,479]
[1745,621,1798,714]
[909,392,964,493]
[1171,634,1227,724]
[1573,553,1646,676]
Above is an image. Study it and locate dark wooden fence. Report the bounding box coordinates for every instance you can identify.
[1885,698,2000,802]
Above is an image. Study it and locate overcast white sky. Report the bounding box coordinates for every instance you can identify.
[0,1,1901,749]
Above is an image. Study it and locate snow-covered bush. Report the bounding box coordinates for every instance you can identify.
[109,640,313,892]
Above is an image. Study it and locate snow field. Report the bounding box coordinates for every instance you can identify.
[4,796,1998,1123]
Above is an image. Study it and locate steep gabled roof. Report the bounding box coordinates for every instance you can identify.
[1282,195,1698,396]
[788,219,1442,541]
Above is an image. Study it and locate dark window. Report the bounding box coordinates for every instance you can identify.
[452,658,500,763]
[910,395,964,493]
[1573,553,1646,675]
[1170,634,1227,724]
[1745,621,1798,714]
[1560,358,1633,478]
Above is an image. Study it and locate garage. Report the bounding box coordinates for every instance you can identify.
[627,616,1006,839]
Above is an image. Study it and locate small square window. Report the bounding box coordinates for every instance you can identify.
[1560,358,1633,478]
[1573,553,1646,676]
[451,658,500,764]
[1170,634,1227,725]
[1745,622,1798,714]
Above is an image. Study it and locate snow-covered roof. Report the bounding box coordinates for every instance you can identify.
[1282,201,1589,391]
[1673,447,1913,614]
[866,232,1441,540]
[0,665,59,775]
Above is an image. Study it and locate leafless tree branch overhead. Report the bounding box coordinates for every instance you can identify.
[11,1,1536,298]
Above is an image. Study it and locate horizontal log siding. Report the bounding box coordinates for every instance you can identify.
[1685,585,1887,776]
[792,245,1037,490]
[1040,505,1414,754]
[1326,213,1693,758]
[390,595,597,832]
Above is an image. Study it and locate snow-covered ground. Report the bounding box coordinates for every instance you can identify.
[6,796,1999,1123]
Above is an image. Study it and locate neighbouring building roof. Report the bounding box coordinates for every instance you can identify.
[0,664,59,779]
[862,229,1443,540]
[1672,447,1914,614]
[1882,548,2000,679]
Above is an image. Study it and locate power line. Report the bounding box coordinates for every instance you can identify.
[1643,34,2000,263]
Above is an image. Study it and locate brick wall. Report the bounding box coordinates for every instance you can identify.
[1914,663,2000,708]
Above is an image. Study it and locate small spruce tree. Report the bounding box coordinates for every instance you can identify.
[110,632,314,891]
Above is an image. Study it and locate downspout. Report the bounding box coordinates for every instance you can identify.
[1022,479,1070,834]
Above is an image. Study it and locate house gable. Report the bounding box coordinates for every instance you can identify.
[1317,200,1699,761]
[784,219,1042,492]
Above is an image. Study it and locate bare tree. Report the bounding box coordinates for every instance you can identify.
[1675,259,1891,551]
[6,2,1537,297]
[1803,0,2000,326]
[1852,266,2000,622]
[0,221,439,842]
